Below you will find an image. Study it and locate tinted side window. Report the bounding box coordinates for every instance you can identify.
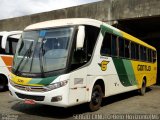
[140,46,144,61]
[153,51,157,63]
[111,35,117,56]
[135,44,139,60]
[143,47,147,61]
[5,37,19,55]
[131,42,136,59]
[148,49,152,62]
[125,40,130,58]
[146,48,148,61]
[101,32,111,56]
[119,37,125,57]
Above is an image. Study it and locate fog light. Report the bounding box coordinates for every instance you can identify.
[51,96,62,102]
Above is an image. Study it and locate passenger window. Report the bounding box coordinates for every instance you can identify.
[131,42,136,59]
[148,49,151,62]
[111,35,118,56]
[140,46,144,61]
[135,44,139,60]
[143,47,147,61]
[119,37,125,57]
[125,40,130,58]
[146,48,148,62]
[101,32,111,56]
[153,51,157,63]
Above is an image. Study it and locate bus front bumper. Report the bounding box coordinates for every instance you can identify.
[8,83,70,107]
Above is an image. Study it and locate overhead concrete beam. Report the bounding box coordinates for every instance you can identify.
[0,0,111,31]
[0,0,160,31]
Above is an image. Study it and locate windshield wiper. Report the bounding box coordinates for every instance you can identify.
[39,39,45,77]
[15,41,33,74]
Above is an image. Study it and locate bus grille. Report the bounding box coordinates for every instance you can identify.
[11,83,46,92]
[15,92,45,101]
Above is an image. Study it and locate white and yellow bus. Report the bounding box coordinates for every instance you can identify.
[0,31,22,91]
[9,18,157,111]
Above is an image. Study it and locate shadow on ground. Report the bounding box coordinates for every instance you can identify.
[11,88,152,119]
[102,87,152,107]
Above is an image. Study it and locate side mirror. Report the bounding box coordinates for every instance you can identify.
[76,26,85,50]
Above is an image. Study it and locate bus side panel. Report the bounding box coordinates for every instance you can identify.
[131,61,157,88]
[68,67,88,106]
[87,56,138,100]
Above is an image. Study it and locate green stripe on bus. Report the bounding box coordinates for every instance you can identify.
[113,58,132,86]
[100,25,123,37]
[29,76,58,86]
[122,59,137,85]
[28,79,42,84]
[101,25,112,36]
[113,30,122,37]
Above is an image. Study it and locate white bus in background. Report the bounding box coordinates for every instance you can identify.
[0,31,22,91]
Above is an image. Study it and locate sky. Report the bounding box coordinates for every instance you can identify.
[0,0,101,20]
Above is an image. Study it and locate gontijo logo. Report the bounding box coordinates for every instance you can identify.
[137,64,151,71]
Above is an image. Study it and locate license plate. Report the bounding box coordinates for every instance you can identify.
[24,99,35,105]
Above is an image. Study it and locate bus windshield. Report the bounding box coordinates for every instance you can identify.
[13,27,74,74]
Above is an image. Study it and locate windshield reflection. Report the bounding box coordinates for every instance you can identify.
[13,27,74,74]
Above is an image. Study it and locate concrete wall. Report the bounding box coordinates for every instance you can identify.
[111,0,160,20]
[0,0,160,31]
[0,0,111,31]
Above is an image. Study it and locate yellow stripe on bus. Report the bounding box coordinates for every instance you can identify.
[120,31,156,51]
[10,73,42,86]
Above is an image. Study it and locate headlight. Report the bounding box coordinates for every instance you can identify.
[44,80,68,91]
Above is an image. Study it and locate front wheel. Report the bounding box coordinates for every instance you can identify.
[89,85,103,111]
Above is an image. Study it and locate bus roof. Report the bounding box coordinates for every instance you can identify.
[25,18,156,51]
[25,18,102,30]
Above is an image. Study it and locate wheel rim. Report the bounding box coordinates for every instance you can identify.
[91,89,101,105]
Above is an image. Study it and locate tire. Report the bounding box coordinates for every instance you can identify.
[0,76,7,91]
[139,80,146,96]
[89,85,103,111]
